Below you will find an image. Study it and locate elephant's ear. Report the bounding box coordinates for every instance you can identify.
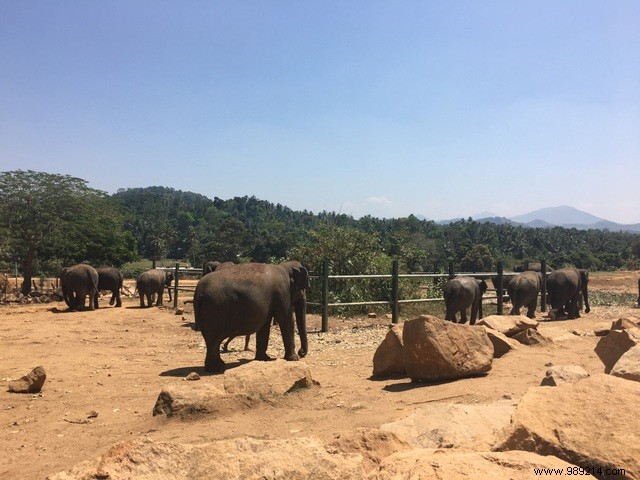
[293,265,310,291]
[478,279,488,294]
[580,269,589,284]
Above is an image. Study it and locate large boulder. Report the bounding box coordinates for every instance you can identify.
[152,383,254,418]
[512,328,550,346]
[610,317,640,331]
[594,328,640,373]
[402,316,493,382]
[610,345,640,382]
[223,359,319,397]
[380,399,515,450]
[372,325,406,377]
[477,315,538,337]
[483,328,520,358]
[372,450,579,479]
[540,365,589,386]
[328,428,411,474]
[494,374,640,479]
[48,436,366,480]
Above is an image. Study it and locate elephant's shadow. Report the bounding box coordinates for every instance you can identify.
[160,359,252,377]
[50,307,93,314]
[374,374,488,392]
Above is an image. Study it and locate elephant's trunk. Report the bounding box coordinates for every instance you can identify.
[582,284,590,313]
[294,298,308,357]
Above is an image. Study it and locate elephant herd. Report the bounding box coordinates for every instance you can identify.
[444,264,590,325]
[59,263,174,311]
[58,259,597,374]
[58,260,310,375]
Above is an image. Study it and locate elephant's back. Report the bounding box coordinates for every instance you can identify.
[67,264,98,285]
[547,268,577,287]
[195,263,278,307]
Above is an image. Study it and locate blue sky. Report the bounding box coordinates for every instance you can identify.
[1,1,639,223]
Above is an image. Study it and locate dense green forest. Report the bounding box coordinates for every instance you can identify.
[1,172,639,296]
[109,186,640,275]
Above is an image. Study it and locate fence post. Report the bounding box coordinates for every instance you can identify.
[173,263,179,309]
[321,258,329,332]
[391,259,399,324]
[448,261,455,279]
[540,259,547,312]
[496,261,504,315]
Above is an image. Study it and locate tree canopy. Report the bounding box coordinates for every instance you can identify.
[0,170,137,293]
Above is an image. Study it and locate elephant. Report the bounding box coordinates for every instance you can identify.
[60,263,99,311]
[443,276,488,324]
[203,261,221,275]
[490,275,514,302]
[546,267,590,320]
[97,267,123,307]
[507,271,543,318]
[136,269,174,308]
[193,260,309,373]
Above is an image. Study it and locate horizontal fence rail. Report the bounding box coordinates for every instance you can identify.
[160,260,549,332]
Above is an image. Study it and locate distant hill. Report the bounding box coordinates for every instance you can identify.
[437,205,640,232]
[510,206,604,225]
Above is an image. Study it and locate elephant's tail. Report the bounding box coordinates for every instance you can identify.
[192,285,202,332]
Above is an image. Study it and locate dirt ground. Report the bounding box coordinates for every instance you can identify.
[1,271,639,479]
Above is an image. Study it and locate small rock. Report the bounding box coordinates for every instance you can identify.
[185,372,200,381]
[175,309,184,315]
[368,312,377,318]
[8,366,47,394]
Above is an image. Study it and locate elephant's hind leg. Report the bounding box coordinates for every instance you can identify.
[255,320,274,362]
[204,336,226,373]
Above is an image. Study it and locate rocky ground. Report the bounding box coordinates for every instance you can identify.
[0,271,638,479]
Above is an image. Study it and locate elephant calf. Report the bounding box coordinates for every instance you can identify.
[443,276,488,325]
[507,271,542,319]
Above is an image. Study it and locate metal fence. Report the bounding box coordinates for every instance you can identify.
[160,259,549,332]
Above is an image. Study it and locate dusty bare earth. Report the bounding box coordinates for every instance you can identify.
[1,271,639,479]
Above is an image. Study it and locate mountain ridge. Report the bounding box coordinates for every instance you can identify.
[434,206,640,232]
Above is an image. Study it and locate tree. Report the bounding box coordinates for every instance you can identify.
[460,244,494,272]
[0,170,137,293]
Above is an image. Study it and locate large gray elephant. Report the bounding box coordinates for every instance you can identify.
[193,260,309,373]
[546,267,590,320]
[136,269,174,308]
[443,276,488,325]
[60,263,99,311]
[507,271,543,319]
[97,267,123,307]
